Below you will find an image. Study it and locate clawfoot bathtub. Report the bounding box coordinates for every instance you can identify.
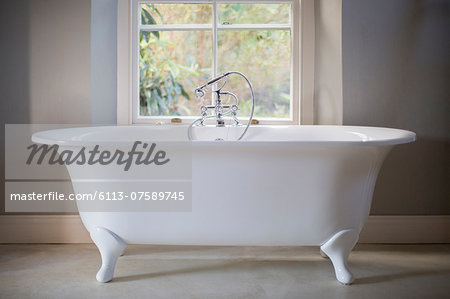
[32,125,415,284]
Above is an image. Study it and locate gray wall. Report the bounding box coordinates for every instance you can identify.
[0,0,91,213]
[30,0,91,124]
[314,0,343,125]
[91,0,117,124]
[0,0,91,124]
[0,0,32,213]
[343,0,450,214]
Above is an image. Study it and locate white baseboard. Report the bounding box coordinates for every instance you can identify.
[0,215,449,244]
[358,215,450,243]
[0,215,91,243]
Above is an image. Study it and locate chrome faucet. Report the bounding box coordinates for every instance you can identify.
[194,72,240,127]
[189,71,255,141]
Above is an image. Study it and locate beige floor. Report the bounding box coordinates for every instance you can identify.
[0,244,449,299]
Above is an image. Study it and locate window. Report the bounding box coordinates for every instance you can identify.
[124,0,312,125]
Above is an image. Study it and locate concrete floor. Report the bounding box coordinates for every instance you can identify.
[0,244,449,299]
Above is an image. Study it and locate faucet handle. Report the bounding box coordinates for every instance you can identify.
[231,105,240,126]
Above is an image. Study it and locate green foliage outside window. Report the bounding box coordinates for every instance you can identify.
[140,5,195,116]
[139,3,291,119]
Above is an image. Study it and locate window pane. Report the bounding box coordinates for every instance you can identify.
[218,30,291,119]
[139,31,212,117]
[141,4,212,25]
[218,3,290,25]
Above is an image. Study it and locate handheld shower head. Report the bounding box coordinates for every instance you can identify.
[194,72,232,98]
[195,88,205,98]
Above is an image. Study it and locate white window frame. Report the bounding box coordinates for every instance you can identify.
[117,0,315,125]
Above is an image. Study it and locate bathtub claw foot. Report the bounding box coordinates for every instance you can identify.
[320,229,359,285]
[90,227,127,283]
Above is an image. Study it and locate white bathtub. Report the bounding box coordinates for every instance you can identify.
[32,125,415,284]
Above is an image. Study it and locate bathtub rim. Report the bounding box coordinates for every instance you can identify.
[31,125,416,147]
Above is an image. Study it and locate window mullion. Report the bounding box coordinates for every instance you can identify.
[213,0,218,78]
[216,24,291,30]
[211,0,218,106]
[140,25,212,31]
